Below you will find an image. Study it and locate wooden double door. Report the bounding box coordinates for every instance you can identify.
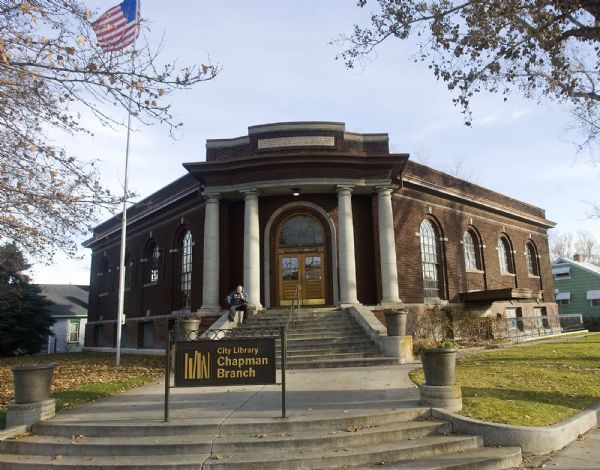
[278,248,325,306]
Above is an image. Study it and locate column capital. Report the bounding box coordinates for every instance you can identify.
[203,191,220,201]
[241,189,260,199]
[336,185,354,194]
[375,186,394,196]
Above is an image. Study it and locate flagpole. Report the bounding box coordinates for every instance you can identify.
[116,52,135,367]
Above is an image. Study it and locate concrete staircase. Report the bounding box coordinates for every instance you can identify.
[243,308,397,369]
[0,408,521,469]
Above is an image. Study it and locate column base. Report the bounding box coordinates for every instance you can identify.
[379,300,403,309]
[196,307,223,316]
[419,384,462,412]
[6,399,56,427]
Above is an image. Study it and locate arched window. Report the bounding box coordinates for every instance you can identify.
[463,229,481,270]
[498,236,514,274]
[525,242,539,276]
[179,229,193,308]
[145,241,160,284]
[98,257,109,294]
[420,219,443,299]
[279,215,323,246]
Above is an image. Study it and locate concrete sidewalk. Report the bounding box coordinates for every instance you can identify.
[50,364,422,424]
[522,426,600,469]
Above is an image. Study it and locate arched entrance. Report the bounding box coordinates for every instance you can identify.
[275,213,328,306]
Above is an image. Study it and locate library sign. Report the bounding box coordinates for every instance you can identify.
[174,338,276,387]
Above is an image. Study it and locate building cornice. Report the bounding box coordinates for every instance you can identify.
[402,175,556,229]
[82,184,200,248]
[248,121,346,135]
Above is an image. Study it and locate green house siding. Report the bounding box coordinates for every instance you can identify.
[553,262,600,317]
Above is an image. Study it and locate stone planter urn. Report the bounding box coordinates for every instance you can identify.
[383,308,408,337]
[7,363,57,427]
[174,318,201,342]
[421,348,457,386]
[11,363,56,404]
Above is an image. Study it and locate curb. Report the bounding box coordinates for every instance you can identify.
[432,402,600,455]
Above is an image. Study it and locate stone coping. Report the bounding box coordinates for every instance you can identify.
[433,402,600,455]
[0,424,30,441]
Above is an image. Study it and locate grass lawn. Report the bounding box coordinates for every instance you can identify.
[0,352,164,430]
[409,332,600,426]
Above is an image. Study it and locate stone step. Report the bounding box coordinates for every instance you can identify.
[31,409,431,438]
[0,453,210,468]
[251,314,346,322]
[247,317,353,327]
[2,421,449,457]
[203,435,485,469]
[281,352,383,362]
[364,446,523,469]
[286,332,369,340]
[1,408,521,470]
[0,445,522,470]
[286,357,400,369]
[280,338,375,349]
[257,324,362,333]
[278,345,381,356]
[275,336,373,348]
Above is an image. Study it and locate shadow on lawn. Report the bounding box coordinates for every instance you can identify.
[459,356,600,367]
[462,385,599,409]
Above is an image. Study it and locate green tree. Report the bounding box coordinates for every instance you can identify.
[0,1,218,260]
[336,1,599,156]
[0,242,54,356]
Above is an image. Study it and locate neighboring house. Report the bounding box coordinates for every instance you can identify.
[552,256,600,323]
[38,284,89,353]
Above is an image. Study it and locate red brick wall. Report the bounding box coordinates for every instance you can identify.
[392,187,553,304]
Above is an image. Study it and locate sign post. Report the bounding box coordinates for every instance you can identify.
[164,327,285,420]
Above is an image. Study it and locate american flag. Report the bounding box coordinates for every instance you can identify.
[92,0,140,52]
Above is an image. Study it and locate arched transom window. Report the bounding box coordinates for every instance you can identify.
[278,215,324,246]
[420,219,442,299]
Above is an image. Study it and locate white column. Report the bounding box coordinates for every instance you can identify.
[337,185,359,304]
[201,193,220,310]
[377,187,401,303]
[243,190,262,308]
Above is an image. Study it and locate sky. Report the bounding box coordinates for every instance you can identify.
[30,0,600,285]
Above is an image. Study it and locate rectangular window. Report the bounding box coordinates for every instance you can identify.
[556,299,571,305]
[592,299,600,308]
[534,307,549,329]
[68,321,80,343]
[93,324,103,347]
[506,308,517,331]
[281,257,299,281]
[552,266,571,280]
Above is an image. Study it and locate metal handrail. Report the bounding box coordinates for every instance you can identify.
[285,283,302,333]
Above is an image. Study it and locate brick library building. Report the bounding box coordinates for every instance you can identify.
[83,122,558,350]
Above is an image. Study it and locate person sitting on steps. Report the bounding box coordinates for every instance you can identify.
[226,285,248,323]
